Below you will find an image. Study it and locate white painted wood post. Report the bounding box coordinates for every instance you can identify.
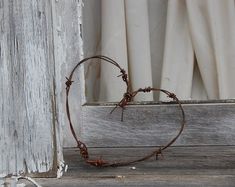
[0,0,85,179]
[52,0,86,147]
[0,0,57,177]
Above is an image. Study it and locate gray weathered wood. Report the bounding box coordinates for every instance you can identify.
[51,0,85,169]
[25,175,235,187]
[52,0,86,148]
[0,0,77,177]
[26,175,235,187]
[23,146,235,187]
[69,101,235,147]
[0,0,86,177]
[64,146,235,176]
[0,0,56,177]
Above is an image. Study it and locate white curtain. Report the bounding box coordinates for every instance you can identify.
[83,0,235,102]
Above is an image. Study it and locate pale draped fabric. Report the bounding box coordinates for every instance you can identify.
[100,0,153,101]
[99,0,129,101]
[83,0,235,102]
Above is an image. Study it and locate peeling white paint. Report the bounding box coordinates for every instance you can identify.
[77,0,84,59]
[52,0,86,148]
[64,164,68,173]
[56,161,68,179]
[77,0,86,105]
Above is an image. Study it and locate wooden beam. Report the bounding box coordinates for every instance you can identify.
[71,102,235,147]
[17,146,235,187]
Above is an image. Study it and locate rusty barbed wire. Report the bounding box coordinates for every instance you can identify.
[65,55,186,167]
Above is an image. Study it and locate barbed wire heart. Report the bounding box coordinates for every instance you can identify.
[65,55,185,167]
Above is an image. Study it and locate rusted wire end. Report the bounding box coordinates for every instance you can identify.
[117,69,128,83]
[78,142,89,159]
[86,157,109,167]
[110,104,119,114]
[65,77,74,90]
[110,68,130,121]
[110,91,133,121]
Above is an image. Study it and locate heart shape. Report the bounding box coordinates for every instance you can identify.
[65,55,185,167]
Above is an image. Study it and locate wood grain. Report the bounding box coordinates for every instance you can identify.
[22,146,235,187]
[72,102,235,147]
[65,146,235,176]
[51,0,85,165]
[0,0,85,177]
[0,0,65,177]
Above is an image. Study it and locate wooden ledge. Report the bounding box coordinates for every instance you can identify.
[27,146,235,186]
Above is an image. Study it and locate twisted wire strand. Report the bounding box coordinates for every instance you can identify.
[65,55,186,167]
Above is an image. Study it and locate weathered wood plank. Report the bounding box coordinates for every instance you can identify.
[52,0,86,148]
[0,0,61,177]
[64,146,235,176]
[24,146,235,187]
[24,175,235,187]
[72,102,235,147]
[0,0,87,177]
[51,0,85,170]
[30,175,235,187]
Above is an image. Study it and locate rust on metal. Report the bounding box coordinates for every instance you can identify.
[65,55,186,167]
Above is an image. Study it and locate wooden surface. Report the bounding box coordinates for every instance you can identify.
[0,0,60,176]
[23,146,235,186]
[0,0,87,177]
[51,0,85,176]
[0,2,234,187]
[66,101,235,147]
[0,0,86,177]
